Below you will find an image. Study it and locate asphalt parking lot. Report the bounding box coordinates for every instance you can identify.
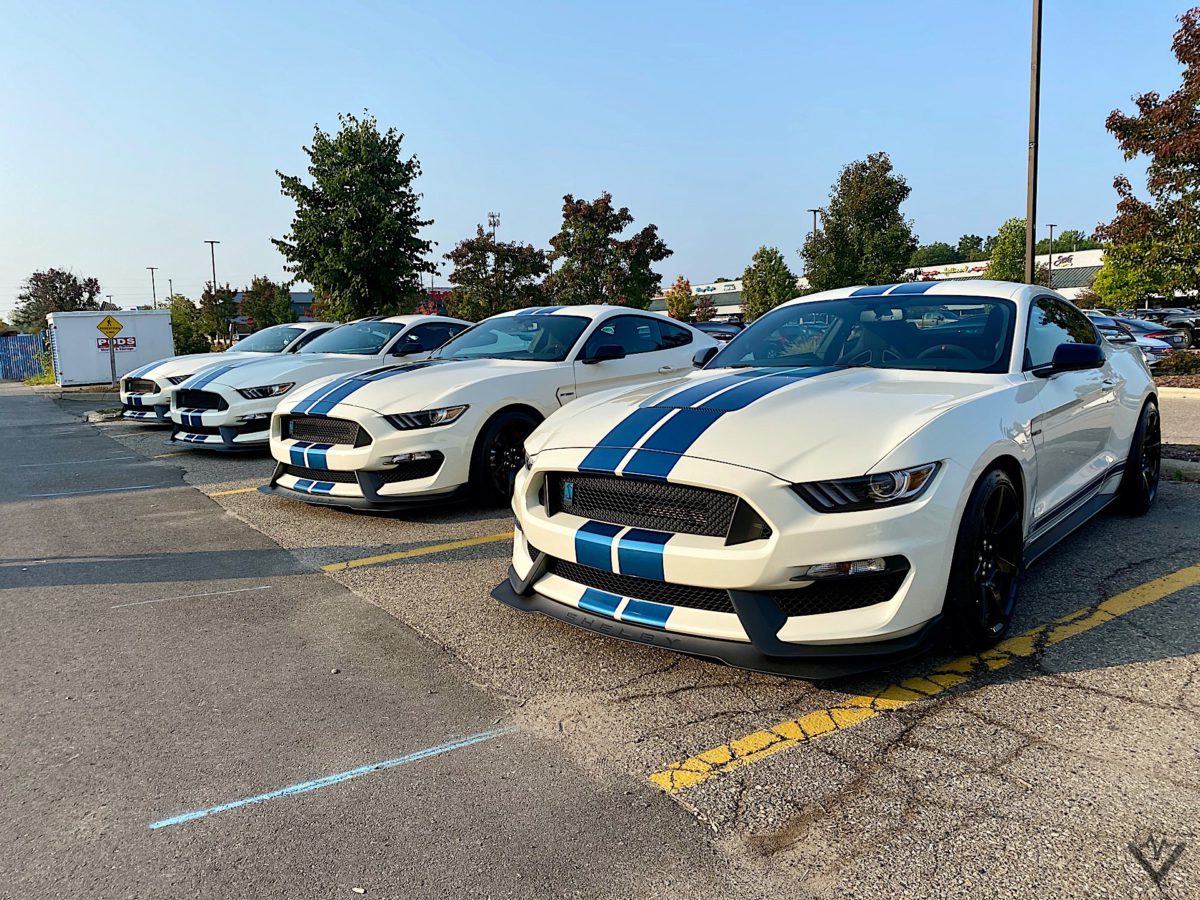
[6,382,1200,898]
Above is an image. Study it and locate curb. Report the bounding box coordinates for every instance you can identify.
[1157,386,1200,398]
[1164,457,1200,483]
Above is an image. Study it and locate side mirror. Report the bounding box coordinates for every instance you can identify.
[693,346,718,368]
[581,343,626,365]
[1034,342,1105,377]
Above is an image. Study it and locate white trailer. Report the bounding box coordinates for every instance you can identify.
[47,310,175,387]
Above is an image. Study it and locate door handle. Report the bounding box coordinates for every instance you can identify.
[1101,378,1117,388]
[658,365,673,374]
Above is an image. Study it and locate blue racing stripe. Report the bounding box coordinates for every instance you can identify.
[294,478,314,491]
[621,408,724,479]
[128,396,143,407]
[850,284,894,297]
[643,368,772,409]
[577,407,673,474]
[188,362,242,389]
[514,307,546,316]
[304,366,422,416]
[578,587,622,617]
[574,520,622,571]
[618,598,672,629]
[289,441,312,466]
[700,367,833,411]
[887,280,940,294]
[616,529,672,580]
[306,444,333,469]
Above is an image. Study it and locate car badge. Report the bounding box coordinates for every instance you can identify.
[563,481,575,505]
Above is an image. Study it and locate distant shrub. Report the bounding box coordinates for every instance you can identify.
[1156,351,1200,375]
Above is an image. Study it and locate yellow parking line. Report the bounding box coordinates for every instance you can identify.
[648,562,1200,794]
[208,487,261,497]
[322,532,514,573]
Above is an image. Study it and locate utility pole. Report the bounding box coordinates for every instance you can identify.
[1046,224,1056,287]
[807,208,822,236]
[205,240,220,291]
[168,278,174,299]
[146,266,158,308]
[1024,0,1043,284]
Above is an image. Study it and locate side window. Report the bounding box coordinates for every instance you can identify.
[1024,298,1100,369]
[399,323,463,352]
[291,327,330,350]
[582,316,664,357]
[659,320,694,349]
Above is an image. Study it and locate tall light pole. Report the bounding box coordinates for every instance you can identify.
[204,240,220,291]
[1046,224,1056,287]
[1024,0,1043,284]
[146,266,158,308]
[168,278,174,299]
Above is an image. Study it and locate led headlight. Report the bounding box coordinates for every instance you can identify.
[793,462,940,512]
[385,405,468,430]
[237,382,295,400]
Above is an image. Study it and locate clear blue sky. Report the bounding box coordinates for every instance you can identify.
[0,1,1188,317]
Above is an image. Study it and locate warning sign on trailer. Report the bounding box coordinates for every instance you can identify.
[96,315,124,339]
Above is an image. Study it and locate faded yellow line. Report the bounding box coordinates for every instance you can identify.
[322,532,514,573]
[150,452,190,459]
[649,562,1200,794]
[208,487,261,497]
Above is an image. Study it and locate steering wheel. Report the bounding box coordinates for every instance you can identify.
[917,343,974,361]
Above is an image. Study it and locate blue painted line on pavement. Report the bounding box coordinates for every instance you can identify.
[148,726,517,830]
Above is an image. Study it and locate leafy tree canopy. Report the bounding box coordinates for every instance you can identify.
[802,152,918,291]
[273,111,436,321]
[444,225,550,321]
[1035,228,1103,255]
[741,246,797,322]
[544,192,672,309]
[909,241,962,268]
[662,275,695,320]
[239,276,298,331]
[12,268,104,332]
[1090,243,1172,309]
[198,283,238,341]
[693,292,716,322]
[1096,8,1200,299]
[983,217,1028,282]
[168,294,211,355]
[957,234,987,262]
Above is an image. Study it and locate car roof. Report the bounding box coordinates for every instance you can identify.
[346,314,471,326]
[781,279,1034,310]
[294,321,337,330]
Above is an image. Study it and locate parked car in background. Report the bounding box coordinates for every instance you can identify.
[1113,316,1191,350]
[1087,314,1172,370]
[261,306,719,509]
[167,315,471,450]
[1130,308,1198,347]
[498,282,1160,676]
[119,321,336,423]
[693,322,743,343]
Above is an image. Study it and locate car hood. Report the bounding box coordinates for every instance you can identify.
[280,357,554,415]
[529,365,1008,483]
[189,353,386,391]
[124,351,266,381]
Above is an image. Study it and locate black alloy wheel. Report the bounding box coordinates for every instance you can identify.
[470,409,540,505]
[1117,399,1161,516]
[945,469,1023,650]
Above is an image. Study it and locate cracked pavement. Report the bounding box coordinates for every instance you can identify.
[85,391,1200,898]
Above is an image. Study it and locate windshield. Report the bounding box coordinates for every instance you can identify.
[432,314,589,362]
[298,321,405,355]
[708,295,1017,374]
[235,325,305,353]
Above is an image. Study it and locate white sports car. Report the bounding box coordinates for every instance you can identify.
[167,315,470,450]
[496,282,1161,677]
[261,306,719,508]
[119,321,336,422]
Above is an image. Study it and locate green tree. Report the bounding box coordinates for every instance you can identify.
[198,282,238,342]
[444,225,550,321]
[909,242,962,268]
[1090,244,1171,309]
[740,246,797,322]
[693,292,716,322]
[983,218,1028,282]
[272,111,436,321]
[1095,8,1200,300]
[11,268,103,332]
[662,275,695,320]
[168,294,211,355]
[801,152,918,290]
[1035,228,1103,255]
[957,234,986,262]
[239,275,298,330]
[544,192,672,308]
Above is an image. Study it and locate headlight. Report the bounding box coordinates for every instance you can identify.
[385,405,468,430]
[236,382,295,400]
[793,462,940,512]
[167,374,193,385]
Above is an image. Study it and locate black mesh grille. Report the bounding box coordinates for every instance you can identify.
[546,557,735,614]
[543,557,906,618]
[546,473,744,538]
[281,463,358,484]
[176,389,227,411]
[175,422,222,435]
[284,415,370,447]
[124,378,157,394]
[375,452,444,483]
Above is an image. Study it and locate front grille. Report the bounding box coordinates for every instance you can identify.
[284,415,370,447]
[176,389,227,411]
[546,472,748,538]
[547,557,735,613]
[281,463,358,484]
[544,558,906,618]
[124,378,157,394]
[176,423,222,435]
[375,452,445,483]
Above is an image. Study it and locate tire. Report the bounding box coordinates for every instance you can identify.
[944,468,1023,651]
[1116,399,1161,516]
[469,409,541,506]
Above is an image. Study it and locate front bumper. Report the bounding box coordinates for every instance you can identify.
[260,461,470,510]
[121,386,172,423]
[169,391,273,450]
